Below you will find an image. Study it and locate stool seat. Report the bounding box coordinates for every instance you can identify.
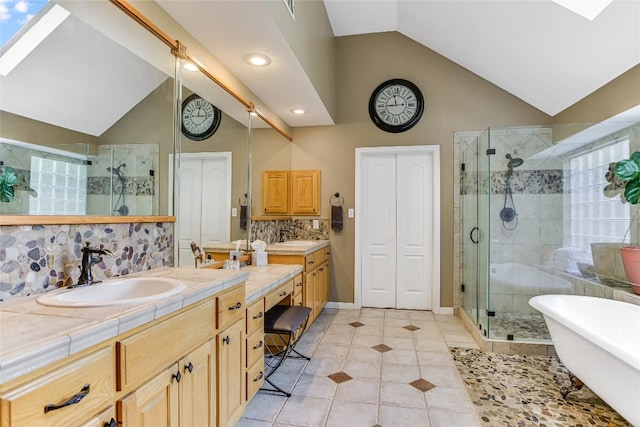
[264,305,312,333]
[260,304,312,397]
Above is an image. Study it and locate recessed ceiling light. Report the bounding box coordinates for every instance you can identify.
[291,108,306,115]
[184,62,198,72]
[245,53,271,67]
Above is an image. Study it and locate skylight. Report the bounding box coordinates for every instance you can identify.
[551,0,614,21]
[0,2,69,76]
[1,0,49,48]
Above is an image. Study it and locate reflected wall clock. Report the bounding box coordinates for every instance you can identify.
[181,94,222,141]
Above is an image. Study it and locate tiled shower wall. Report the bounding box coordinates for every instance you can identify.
[0,222,173,301]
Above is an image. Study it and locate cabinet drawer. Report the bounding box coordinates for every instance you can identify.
[292,292,303,307]
[292,273,303,298]
[117,299,216,390]
[265,279,293,311]
[246,299,265,335]
[313,248,326,266]
[246,359,265,401]
[0,347,115,427]
[246,328,265,368]
[304,254,316,272]
[217,285,246,330]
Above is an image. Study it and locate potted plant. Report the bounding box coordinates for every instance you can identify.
[0,166,17,203]
[612,151,640,294]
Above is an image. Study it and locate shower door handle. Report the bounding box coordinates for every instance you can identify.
[470,227,480,244]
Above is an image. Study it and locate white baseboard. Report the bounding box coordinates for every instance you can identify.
[324,301,356,310]
[435,307,454,315]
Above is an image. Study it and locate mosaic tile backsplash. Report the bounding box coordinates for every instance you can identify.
[251,219,330,243]
[0,222,173,300]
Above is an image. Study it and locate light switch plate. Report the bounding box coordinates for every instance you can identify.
[313,219,319,229]
[348,208,354,218]
[231,208,238,217]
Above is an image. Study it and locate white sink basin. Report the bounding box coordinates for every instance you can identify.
[36,277,186,308]
[276,240,318,247]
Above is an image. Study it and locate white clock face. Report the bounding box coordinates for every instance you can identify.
[374,84,419,126]
[182,98,215,135]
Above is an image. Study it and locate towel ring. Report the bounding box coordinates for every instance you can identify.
[239,193,248,207]
[330,192,344,207]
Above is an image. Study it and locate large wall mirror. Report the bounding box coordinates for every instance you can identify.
[0,1,178,217]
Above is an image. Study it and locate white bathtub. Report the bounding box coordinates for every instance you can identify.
[490,263,573,291]
[529,295,640,426]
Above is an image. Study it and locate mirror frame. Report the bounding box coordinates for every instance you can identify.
[0,0,291,227]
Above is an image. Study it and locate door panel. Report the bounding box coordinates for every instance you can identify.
[178,158,203,267]
[396,152,432,310]
[200,157,230,247]
[361,154,396,308]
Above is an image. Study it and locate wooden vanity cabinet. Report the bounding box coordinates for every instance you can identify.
[0,346,115,427]
[268,248,329,324]
[290,170,320,215]
[262,170,290,215]
[216,285,246,427]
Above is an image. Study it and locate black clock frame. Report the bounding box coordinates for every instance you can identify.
[181,94,222,141]
[368,78,424,133]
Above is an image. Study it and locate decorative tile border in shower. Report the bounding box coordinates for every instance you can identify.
[0,222,173,301]
[461,169,564,195]
[87,176,155,196]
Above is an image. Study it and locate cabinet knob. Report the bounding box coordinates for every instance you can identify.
[279,291,287,297]
[228,302,242,310]
[172,371,182,383]
[253,340,264,350]
[104,418,117,427]
[223,336,230,345]
[44,384,90,413]
[185,362,194,373]
[296,282,302,287]
[253,311,263,319]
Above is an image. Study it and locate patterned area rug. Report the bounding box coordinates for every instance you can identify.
[450,348,631,427]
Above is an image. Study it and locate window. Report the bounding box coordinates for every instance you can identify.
[569,138,630,252]
[29,156,87,215]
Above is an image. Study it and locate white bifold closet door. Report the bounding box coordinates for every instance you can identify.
[361,149,436,310]
[177,153,231,267]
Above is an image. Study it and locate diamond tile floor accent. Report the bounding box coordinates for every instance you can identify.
[371,343,393,353]
[348,321,365,328]
[404,324,420,331]
[328,371,353,384]
[238,307,482,427]
[410,378,436,392]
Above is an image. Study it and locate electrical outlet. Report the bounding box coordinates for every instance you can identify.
[231,208,237,217]
[348,208,354,218]
[313,219,319,229]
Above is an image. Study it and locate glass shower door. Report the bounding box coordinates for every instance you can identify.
[477,129,491,338]
[462,136,480,325]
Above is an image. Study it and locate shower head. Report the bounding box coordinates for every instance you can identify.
[505,153,524,168]
[107,163,127,174]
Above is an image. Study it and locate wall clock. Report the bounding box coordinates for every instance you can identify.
[181,94,222,141]
[368,78,424,133]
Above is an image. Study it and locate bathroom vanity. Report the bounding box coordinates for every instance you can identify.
[0,264,303,427]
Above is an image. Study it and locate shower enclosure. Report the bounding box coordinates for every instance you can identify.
[460,121,640,343]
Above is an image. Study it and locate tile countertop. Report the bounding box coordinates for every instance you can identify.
[0,264,301,386]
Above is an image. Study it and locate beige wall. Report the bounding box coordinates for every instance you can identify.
[283,32,552,307]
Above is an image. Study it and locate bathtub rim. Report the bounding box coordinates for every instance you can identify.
[529,294,640,371]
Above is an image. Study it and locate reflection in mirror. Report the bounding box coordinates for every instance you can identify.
[0,1,175,216]
[175,64,251,266]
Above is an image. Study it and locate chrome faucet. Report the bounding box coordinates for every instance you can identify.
[75,242,113,287]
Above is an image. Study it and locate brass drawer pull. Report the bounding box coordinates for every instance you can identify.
[253,340,264,350]
[228,302,242,310]
[44,384,90,413]
[253,371,264,382]
[253,311,264,319]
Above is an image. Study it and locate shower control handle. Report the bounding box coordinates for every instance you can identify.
[470,227,480,244]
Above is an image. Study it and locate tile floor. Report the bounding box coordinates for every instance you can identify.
[238,307,482,427]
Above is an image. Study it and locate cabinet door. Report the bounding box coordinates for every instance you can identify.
[179,340,215,427]
[316,263,329,313]
[118,364,179,427]
[304,270,317,321]
[291,170,320,215]
[217,320,245,427]
[262,170,289,215]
